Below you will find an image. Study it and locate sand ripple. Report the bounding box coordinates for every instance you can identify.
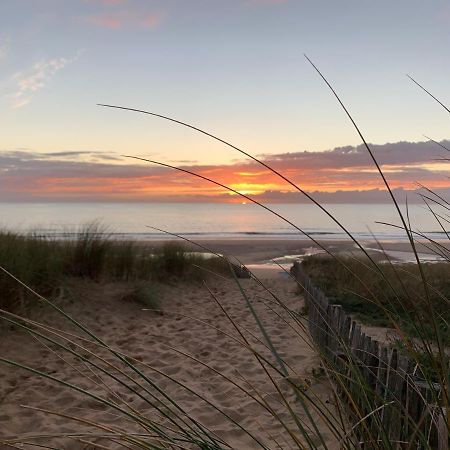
[0,277,335,449]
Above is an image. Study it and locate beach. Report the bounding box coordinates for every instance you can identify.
[0,271,337,448]
[139,237,447,265]
[0,236,445,448]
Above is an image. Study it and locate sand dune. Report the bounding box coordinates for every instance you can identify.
[0,275,337,449]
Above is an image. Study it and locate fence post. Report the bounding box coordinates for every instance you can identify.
[292,262,446,449]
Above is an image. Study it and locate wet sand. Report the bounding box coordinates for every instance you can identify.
[139,237,445,264]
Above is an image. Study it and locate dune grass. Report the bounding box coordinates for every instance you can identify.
[0,231,64,311]
[0,60,449,449]
[301,255,450,341]
[0,226,231,313]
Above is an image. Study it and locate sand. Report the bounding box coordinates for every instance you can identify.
[1,237,432,448]
[0,274,337,449]
[139,237,445,264]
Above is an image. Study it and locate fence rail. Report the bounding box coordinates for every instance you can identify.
[291,261,448,450]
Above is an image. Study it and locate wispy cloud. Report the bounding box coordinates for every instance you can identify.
[85,12,124,28]
[84,11,164,29]
[9,56,74,108]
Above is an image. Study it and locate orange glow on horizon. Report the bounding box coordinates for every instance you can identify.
[5,155,448,202]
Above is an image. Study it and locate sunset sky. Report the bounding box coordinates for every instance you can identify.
[1,1,450,202]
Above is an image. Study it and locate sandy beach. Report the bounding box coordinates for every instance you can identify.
[0,267,337,448]
[139,237,446,266]
[0,236,444,448]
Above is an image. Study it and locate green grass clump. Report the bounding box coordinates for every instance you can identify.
[0,231,64,311]
[0,226,231,313]
[152,242,189,279]
[107,240,138,280]
[63,222,112,280]
[301,255,450,341]
[151,242,232,282]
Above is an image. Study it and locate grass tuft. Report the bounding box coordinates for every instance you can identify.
[301,255,450,342]
[0,225,232,313]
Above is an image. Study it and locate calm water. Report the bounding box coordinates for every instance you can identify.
[0,202,447,242]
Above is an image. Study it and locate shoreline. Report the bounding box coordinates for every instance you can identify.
[136,238,447,264]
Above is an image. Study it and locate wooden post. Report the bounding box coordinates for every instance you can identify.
[292,262,446,449]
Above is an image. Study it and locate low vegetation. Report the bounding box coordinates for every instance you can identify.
[301,254,450,341]
[0,225,231,313]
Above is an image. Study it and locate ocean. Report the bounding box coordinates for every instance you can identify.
[0,202,446,242]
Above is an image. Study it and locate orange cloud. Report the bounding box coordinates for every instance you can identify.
[141,13,164,29]
[0,141,449,202]
[84,11,163,29]
[85,13,123,29]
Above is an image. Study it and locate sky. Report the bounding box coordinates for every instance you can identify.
[1,0,450,202]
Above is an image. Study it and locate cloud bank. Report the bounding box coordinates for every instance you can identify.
[82,0,164,30]
[0,140,448,203]
[84,11,163,29]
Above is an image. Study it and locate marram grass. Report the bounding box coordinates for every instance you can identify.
[0,59,449,449]
[0,226,230,314]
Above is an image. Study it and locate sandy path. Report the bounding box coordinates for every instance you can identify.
[0,276,336,449]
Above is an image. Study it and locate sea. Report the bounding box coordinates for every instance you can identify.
[0,202,447,242]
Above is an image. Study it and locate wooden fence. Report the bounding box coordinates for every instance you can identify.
[291,261,448,450]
